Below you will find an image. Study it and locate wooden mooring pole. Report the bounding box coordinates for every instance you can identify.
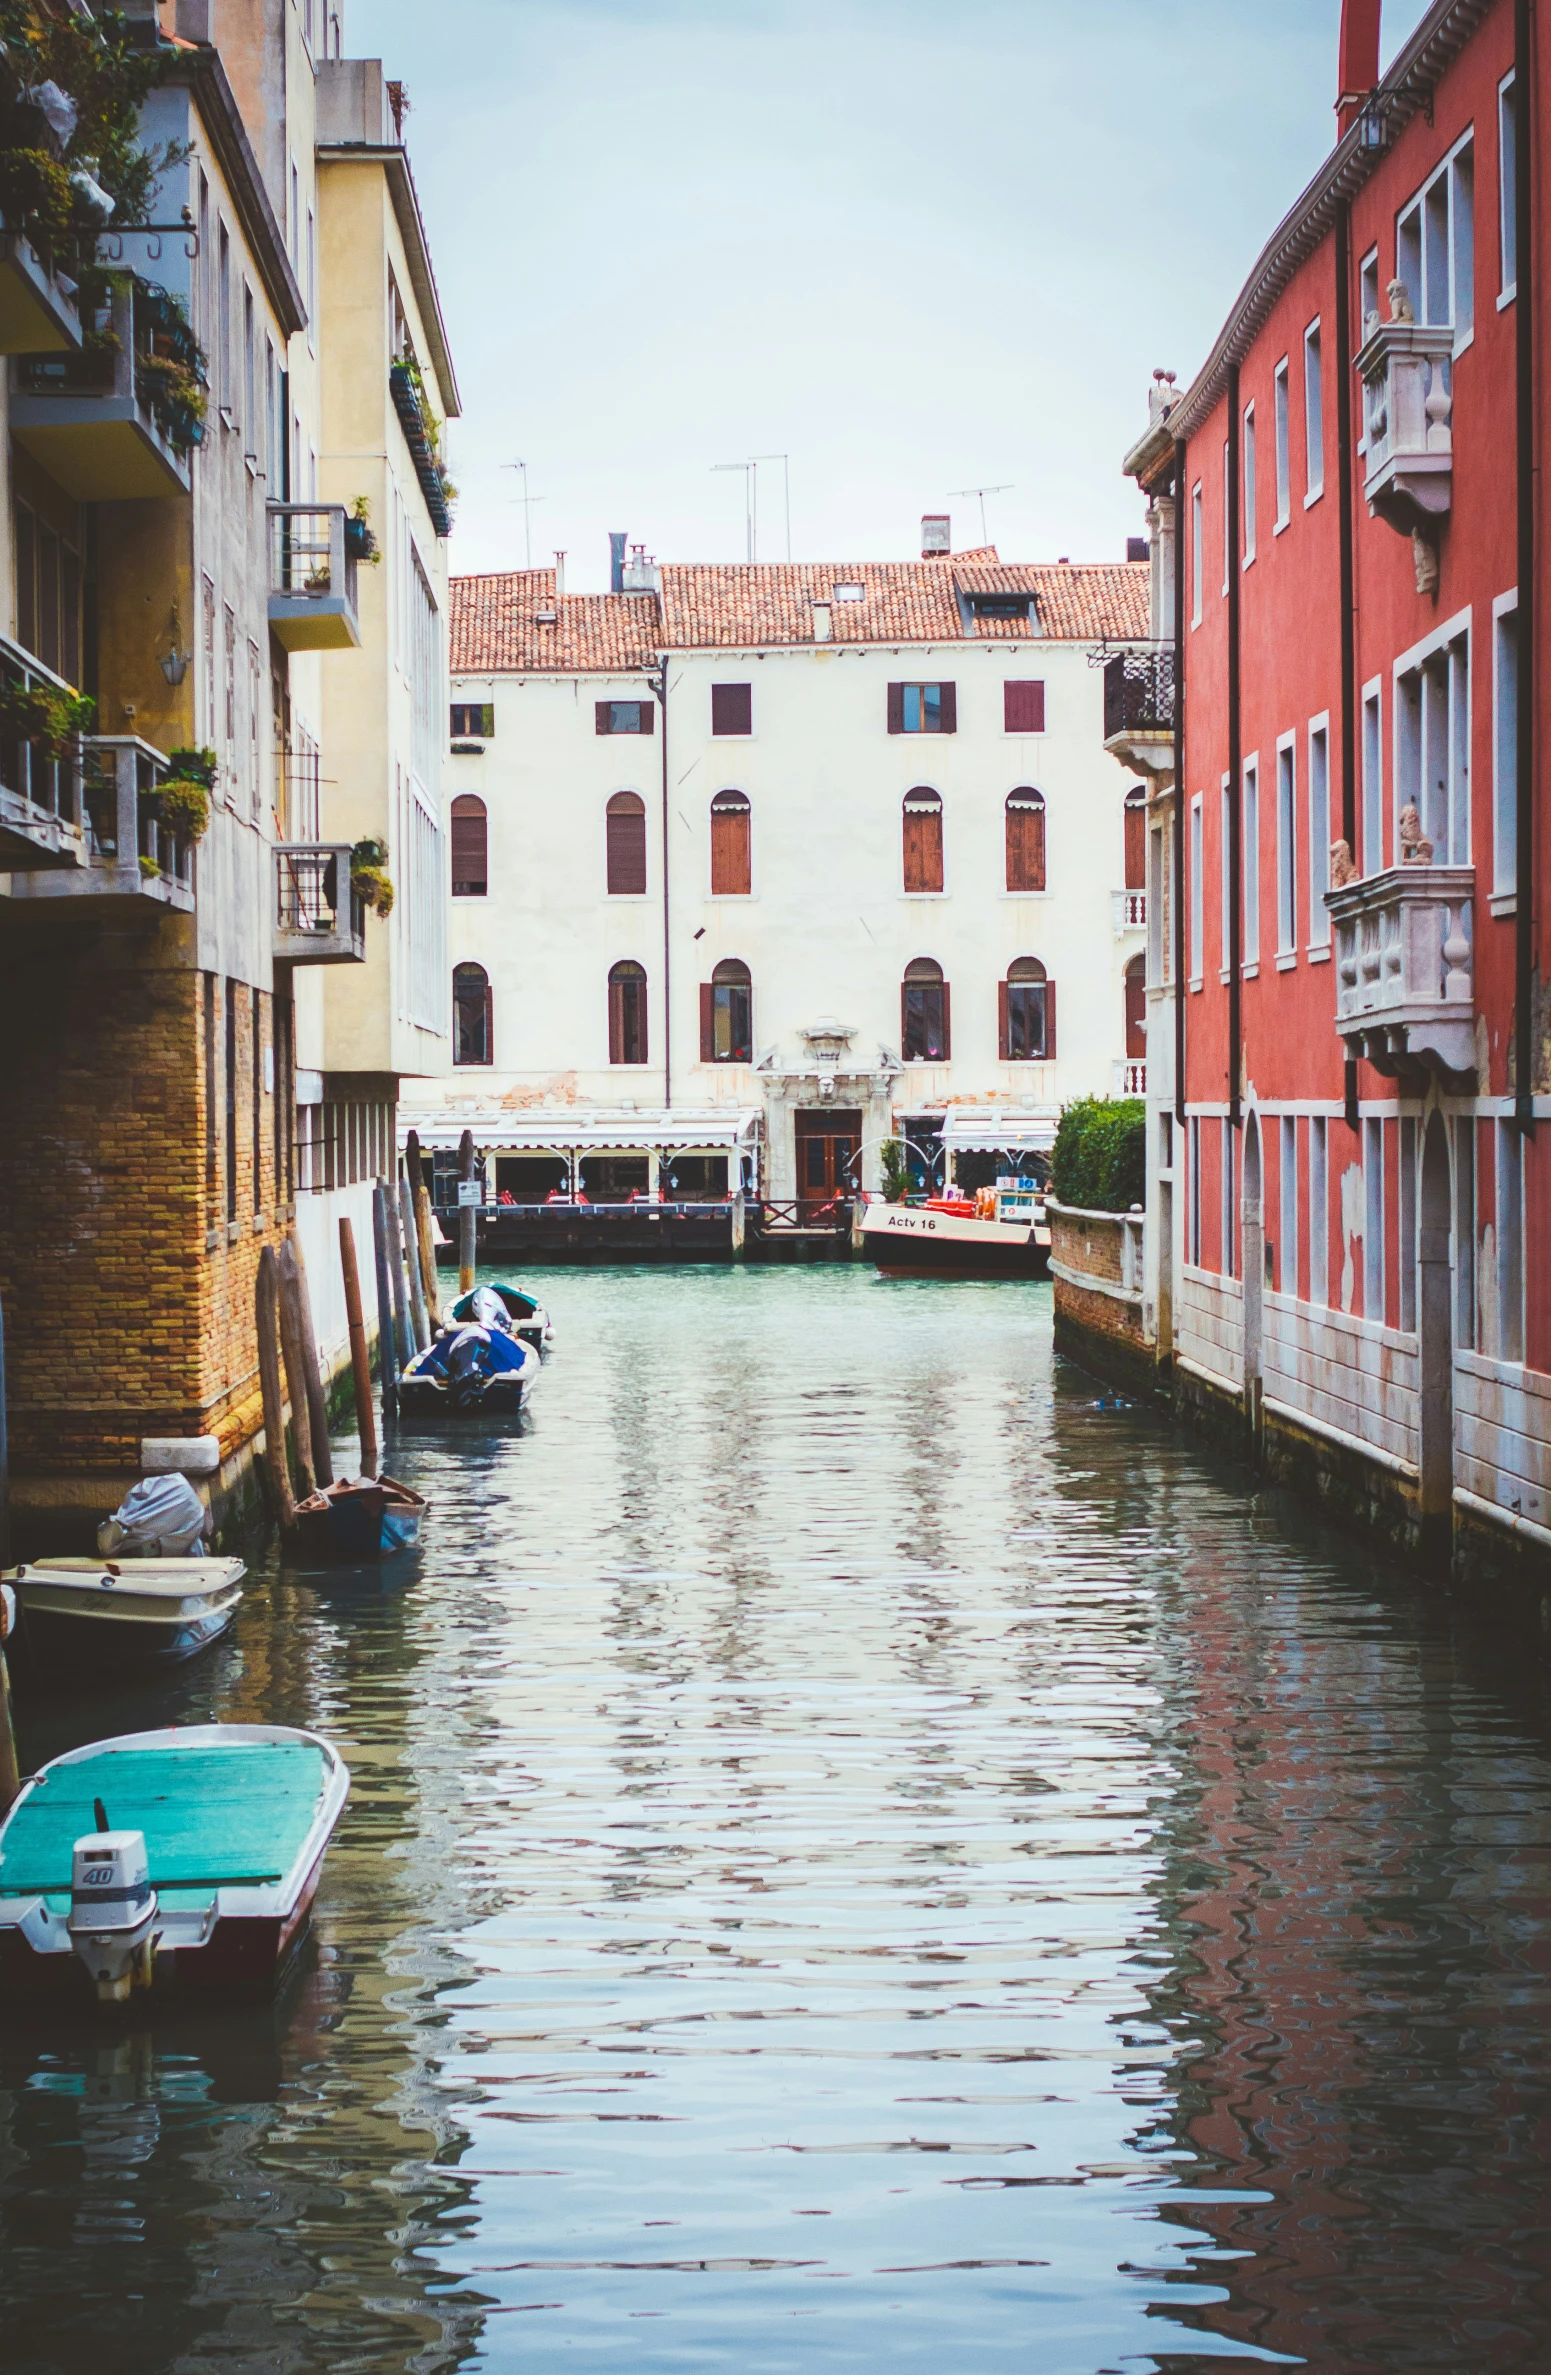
[372,1182,398,1420]
[339,1216,379,1479]
[383,1176,414,1371]
[457,1127,477,1293]
[405,1128,440,1321]
[399,1172,431,1352]
[255,1246,297,1531]
[288,1228,334,1488]
[276,1239,317,1501]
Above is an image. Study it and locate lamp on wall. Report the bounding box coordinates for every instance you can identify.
[158,604,191,687]
[1359,92,1386,151]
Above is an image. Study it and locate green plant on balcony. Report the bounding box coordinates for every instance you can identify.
[350,836,394,918]
[0,678,95,759]
[0,3,186,257]
[153,774,210,843]
[345,496,380,564]
[134,286,208,450]
[138,852,160,879]
[0,144,74,241]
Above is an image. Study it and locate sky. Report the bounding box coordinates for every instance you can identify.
[349,0,1435,590]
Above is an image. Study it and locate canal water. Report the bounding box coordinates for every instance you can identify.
[5,1265,1551,2373]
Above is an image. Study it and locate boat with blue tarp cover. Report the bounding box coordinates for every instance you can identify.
[398,1285,542,1416]
[446,1282,554,1348]
[0,1724,349,2009]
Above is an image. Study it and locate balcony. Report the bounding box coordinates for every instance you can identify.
[1327,864,1475,1080]
[1112,888,1146,936]
[1356,311,1452,541]
[0,634,87,872]
[1103,648,1176,784]
[0,222,82,355]
[274,844,366,965]
[389,358,454,536]
[1112,1059,1147,1097]
[267,505,362,651]
[10,280,195,500]
[5,738,195,919]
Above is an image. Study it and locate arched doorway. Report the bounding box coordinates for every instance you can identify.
[1242,1112,1263,1444]
[1418,1113,1454,1559]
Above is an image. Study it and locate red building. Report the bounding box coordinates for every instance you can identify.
[1115,0,1549,1584]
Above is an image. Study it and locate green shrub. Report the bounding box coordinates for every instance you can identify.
[1050,1096,1146,1214]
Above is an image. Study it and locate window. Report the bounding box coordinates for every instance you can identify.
[202,574,217,751]
[1003,680,1046,733]
[834,582,865,602]
[1456,1117,1476,1350]
[1399,1115,1417,1332]
[1243,762,1260,967]
[1303,322,1324,501]
[1273,361,1290,528]
[1001,957,1051,1060]
[1221,1121,1236,1279]
[1189,794,1203,981]
[1494,597,1518,894]
[888,682,956,734]
[1308,723,1331,946]
[243,285,255,445]
[1500,73,1518,298]
[1276,740,1297,955]
[1220,777,1233,969]
[1188,1116,1202,1266]
[1242,403,1256,564]
[1280,1116,1299,1299]
[1396,135,1475,344]
[225,977,239,1223]
[453,962,492,1064]
[224,604,238,764]
[1364,1117,1384,1320]
[606,791,648,894]
[710,788,751,895]
[608,960,648,1064]
[248,640,261,818]
[902,958,949,1061]
[1190,481,1203,625]
[711,682,752,736]
[252,987,265,1215]
[451,794,488,896]
[595,699,652,735]
[451,702,494,739]
[702,958,752,1062]
[1124,954,1146,1058]
[969,590,1033,623]
[1310,1116,1328,1306]
[1222,439,1231,594]
[1497,1119,1524,1361]
[1124,786,1146,890]
[1005,787,1046,892]
[1362,685,1383,875]
[903,786,944,893]
[1396,626,1469,865]
[218,221,231,408]
[11,501,82,682]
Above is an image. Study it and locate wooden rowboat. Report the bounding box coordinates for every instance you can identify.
[289,1473,425,1561]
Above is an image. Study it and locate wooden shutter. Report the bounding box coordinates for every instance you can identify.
[637,700,654,735]
[1125,962,1147,1056]
[921,808,944,892]
[711,802,751,895]
[1124,795,1146,888]
[1005,797,1045,893]
[998,978,1010,1061]
[450,795,487,895]
[938,682,957,734]
[700,983,715,1062]
[940,980,952,1058]
[606,797,647,894]
[712,683,751,735]
[900,978,910,1054]
[1004,680,1045,733]
[887,682,905,734]
[1044,978,1056,1058]
[595,700,613,735]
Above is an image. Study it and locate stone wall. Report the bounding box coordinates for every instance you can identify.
[1047,1200,1160,1397]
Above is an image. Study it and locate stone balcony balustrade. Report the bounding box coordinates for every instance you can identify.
[10,279,193,500]
[5,735,195,918]
[1326,863,1475,1079]
[1355,301,1453,541]
[0,631,87,873]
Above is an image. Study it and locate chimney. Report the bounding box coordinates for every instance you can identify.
[554,550,566,599]
[1127,537,1149,563]
[1336,0,1382,132]
[920,513,951,559]
[621,545,661,595]
[609,531,626,594]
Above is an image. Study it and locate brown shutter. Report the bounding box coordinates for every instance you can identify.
[638,700,654,735]
[1044,978,1056,1058]
[1004,680,1045,733]
[998,978,1010,1061]
[940,980,951,1058]
[700,983,715,1062]
[608,974,622,1064]
[450,795,487,895]
[1124,795,1146,888]
[922,808,944,892]
[887,682,905,734]
[606,798,648,895]
[938,681,957,733]
[596,701,613,735]
[712,683,751,735]
[711,804,751,895]
[1125,961,1147,1056]
[900,978,909,1053]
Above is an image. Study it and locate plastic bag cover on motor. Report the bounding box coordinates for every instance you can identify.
[97,1474,211,1557]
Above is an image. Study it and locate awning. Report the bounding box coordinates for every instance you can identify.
[938,1108,1059,1155]
[398,1106,763,1154]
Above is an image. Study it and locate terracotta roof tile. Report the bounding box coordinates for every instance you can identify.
[451,569,662,675]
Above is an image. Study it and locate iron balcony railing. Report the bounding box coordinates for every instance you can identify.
[266,504,361,649]
[1103,648,1176,742]
[389,359,454,536]
[0,629,85,867]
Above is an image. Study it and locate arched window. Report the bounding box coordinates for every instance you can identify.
[608,960,648,1064]
[1005,787,1046,893]
[902,786,944,893]
[710,789,751,895]
[901,956,949,1061]
[1000,957,1052,1061]
[453,962,492,1065]
[451,793,488,897]
[1124,952,1147,1056]
[701,957,752,1062]
[1124,784,1147,890]
[606,791,647,895]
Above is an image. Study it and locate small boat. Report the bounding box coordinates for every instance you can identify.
[397,1323,540,1418]
[289,1473,426,1561]
[861,1189,1052,1281]
[446,1281,554,1348]
[3,1556,245,1670]
[0,1723,350,2009]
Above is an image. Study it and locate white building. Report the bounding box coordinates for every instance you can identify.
[404,532,1149,1203]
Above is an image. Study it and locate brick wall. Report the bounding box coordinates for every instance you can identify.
[1049,1201,1156,1393]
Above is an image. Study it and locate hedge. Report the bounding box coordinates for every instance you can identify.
[1050,1096,1146,1214]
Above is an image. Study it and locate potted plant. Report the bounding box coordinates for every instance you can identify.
[0,680,95,760]
[350,836,394,917]
[344,496,379,564]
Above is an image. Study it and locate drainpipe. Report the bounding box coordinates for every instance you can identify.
[648,657,671,1108]
[1336,195,1362,1137]
[1227,364,1242,1133]
[1173,436,1187,1132]
[1515,0,1536,1133]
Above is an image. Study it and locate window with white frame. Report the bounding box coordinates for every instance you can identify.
[1189,1116,1202,1265]
[1500,73,1518,299]
[1222,440,1231,595]
[1220,777,1232,970]
[1358,249,1381,457]
[1308,722,1331,946]
[1497,1118,1524,1361]
[1395,619,1470,866]
[1242,403,1257,564]
[1310,1115,1328,1306]
[1494,595,1519,895]
[1362,683,1383,874]
[1221,1121,1236,1280]
[1190,794,1204,982]
[1396,133,1475,346]
[1276,738,1297,955]
[1455,1116,1476,1351]
[1399,1115,1418,1332]
[1273,361,1290,529]
[1364,1116,1385,1321]
[1191,481,1203,626]
[1304,320,1324,500]
[1280,1114,1299,1299]
[1243,759,1260,966]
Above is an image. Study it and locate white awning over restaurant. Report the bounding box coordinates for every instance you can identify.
[399,1106,763,1154]
[938,1108,1059,1155]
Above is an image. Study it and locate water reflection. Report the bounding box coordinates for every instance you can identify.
[2,1266,1550,2371]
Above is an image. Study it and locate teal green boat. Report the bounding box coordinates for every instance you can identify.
[0,1724,349,2010]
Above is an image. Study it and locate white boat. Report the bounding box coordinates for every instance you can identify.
[3,1557,245,1669]
[861,1192,1051,1281]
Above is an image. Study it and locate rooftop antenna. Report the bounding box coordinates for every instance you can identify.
[750,453,791,560]
[950,482,1013,547]
[502,459,546,568]
[712,460,756,560]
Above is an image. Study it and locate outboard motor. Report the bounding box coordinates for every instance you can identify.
[68,1808,158,2005]
[445,1324,491,1411]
